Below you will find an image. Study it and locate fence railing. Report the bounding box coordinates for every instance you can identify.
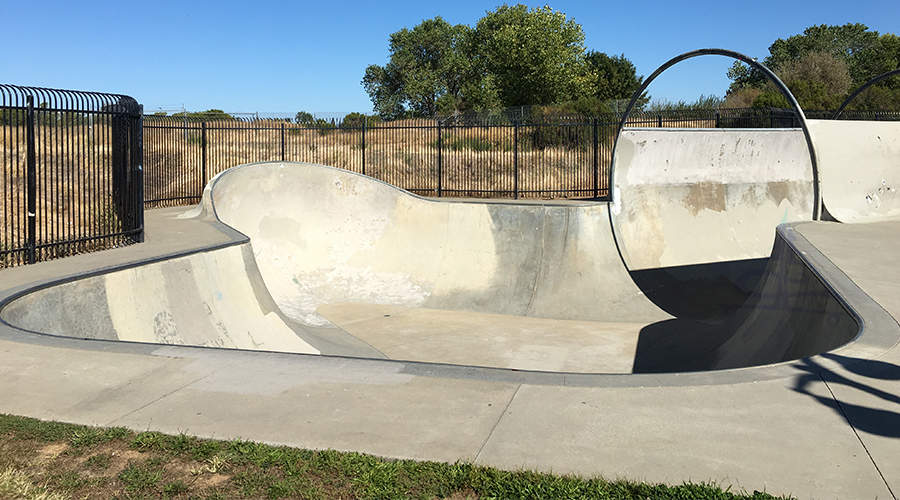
[1,85,143,268]
[144,107,814,208]
[2,98,896,268]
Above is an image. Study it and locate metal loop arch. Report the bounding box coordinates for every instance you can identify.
[609,49,821,220]
[833,68,900,119]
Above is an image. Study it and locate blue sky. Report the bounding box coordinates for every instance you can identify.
[2,0,897,118]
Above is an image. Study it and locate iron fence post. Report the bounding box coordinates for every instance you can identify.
[25,95,36,264]
[513,120,519,200]
[135,106,144,242]
[201,121,208,189]
[592,118,599,198]
[112,100,128,228]
[362,121,366,176]
[280,122,285,161]
[437,121,442,197]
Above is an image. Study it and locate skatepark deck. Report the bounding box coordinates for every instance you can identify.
[1,121,899,497]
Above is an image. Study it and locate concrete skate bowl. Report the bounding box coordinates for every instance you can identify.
[4,44,898,376]
[2,152,871,378]
[1,52,895,381]
[0,154,892,380]
[4,67,898,379]
[611,118,900,372]
[603,48,900,372]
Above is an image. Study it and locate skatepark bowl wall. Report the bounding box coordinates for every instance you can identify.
[1,122,898,378]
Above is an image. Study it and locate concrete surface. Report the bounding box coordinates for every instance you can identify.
[809,119,900,222]
[1,159,877,373]
[2,244,318,354]
[0,210,898,498]
[207,161,669,326]
[0,121,899,497]
[610,128,815,270]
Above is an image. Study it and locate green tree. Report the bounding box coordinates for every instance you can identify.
[751,51,855,109]
[585,51,645,104]
[783,51,853,108]
[765,23,879,84]
[362,17,472,119]
[340,112,381,128]
[295,111,315,126]
[726,23,900,110]
[726,60,767,93]
[854,33,900,84]
[469,4,595,107]
[851,83,900,110]
[849,32,900,110]
[173,109,234,121]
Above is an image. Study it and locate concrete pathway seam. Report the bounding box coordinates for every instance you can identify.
[105,365,227,429]
[475,384,522,462]
[821,373,897,500]
[67,362,205,427]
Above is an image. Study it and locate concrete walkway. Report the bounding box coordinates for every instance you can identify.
[1,207,899,499]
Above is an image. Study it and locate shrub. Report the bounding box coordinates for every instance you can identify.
[340,112,381,129]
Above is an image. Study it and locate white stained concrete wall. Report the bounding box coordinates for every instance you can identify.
[207,162,672,326]
[808,119,900,222]
[610,128,815,271]
[1,244,319,354]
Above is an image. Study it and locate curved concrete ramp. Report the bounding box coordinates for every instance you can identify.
[808,119,900,222]
[2,244,320,354]
[610,128,815,317]
[208,162,669,326]
[632,228,858,372]
[0,160,864,374]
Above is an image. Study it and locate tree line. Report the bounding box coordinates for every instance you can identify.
[723,23,899,110]
[361,5,643,120]
[363,6,900,119]
[146,19,900,126]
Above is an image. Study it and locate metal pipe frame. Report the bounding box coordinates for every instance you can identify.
[609,49,822,220]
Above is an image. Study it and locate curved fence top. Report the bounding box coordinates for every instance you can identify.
[0,84,140,114]
[1,83,144,268]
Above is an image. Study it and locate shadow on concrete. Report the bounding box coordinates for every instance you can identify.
[630,238,860,373]
[628,258,767,373]
[628,258,767,319]
[792,353,900,439]
[631,317,730,373]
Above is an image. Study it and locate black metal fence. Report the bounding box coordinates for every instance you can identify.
[806,109,900,120]
[1,85,143,268]
[3,96,896,268]
[144,107,811,208]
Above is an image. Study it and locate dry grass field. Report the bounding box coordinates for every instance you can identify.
[142,118,626,208]
[1,124,134,267]
[4,111,733,266]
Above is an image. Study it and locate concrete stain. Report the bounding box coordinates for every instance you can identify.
[683,182,726,216]
[766,182,791,206]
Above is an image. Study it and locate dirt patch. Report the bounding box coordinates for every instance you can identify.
[37,443,68,461]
